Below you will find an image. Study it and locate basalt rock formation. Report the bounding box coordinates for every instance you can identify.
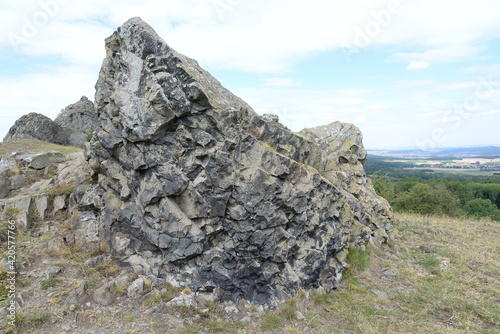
[55,96,98,135]
[3,112,86,147]
[81,17,393,305]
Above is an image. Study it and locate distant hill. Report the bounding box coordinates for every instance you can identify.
[369,146,500,158]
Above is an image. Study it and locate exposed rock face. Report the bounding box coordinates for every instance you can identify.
[3,113,87,147]
[300,122,392,241]
[55,96,98,135]
[82,17,392,305]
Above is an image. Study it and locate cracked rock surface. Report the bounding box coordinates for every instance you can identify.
[81,17,393,305]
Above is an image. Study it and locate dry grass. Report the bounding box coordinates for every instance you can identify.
[0,139,82,157]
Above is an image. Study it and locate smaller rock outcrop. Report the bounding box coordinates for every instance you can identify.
[4,97,98,147]
[3,113,86,146]
[55,96,98,135]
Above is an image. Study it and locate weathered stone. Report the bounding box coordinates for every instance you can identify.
[166,291,197,308]
[93,282,116,306]
[419,245,437,253]
[34,194,50,220]
[53,195,67,215]
[25,178,55,196]
[85,254,112,268]
[65,233,76,245]
[262,113,279,122]
[296,311,306,321]
[9,174,28,190]
[0,258,10,272]
[0,195,35,230]
[371,288,389,300]
[25,152,52,170]
[79,17,393,305]
[0,177,11,198]
[55,96,98,135]
[47,237,66,253]
[45,266,62,278]
[0,157,15,175]
[382,267,399,277]
[127,278,144,298]
[58,152,91,184]
[74,214,101,245]
[3,113,85,147]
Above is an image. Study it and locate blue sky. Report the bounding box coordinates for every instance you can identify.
[1,0,499,149]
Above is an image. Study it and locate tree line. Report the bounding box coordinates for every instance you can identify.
[372,176,500,220]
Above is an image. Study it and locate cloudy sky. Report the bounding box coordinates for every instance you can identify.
[1,0,499,149]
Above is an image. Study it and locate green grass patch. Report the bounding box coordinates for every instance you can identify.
[310,291,333,305]
[346,246,371,270]
[175,324,203,334]
[205,319,245,333]
[40,277,60,290]
[281,298,298,320]
[416,254,441,268]
[260,311,284,331]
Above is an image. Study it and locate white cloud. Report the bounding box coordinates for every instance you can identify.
[435,81,478,92]
[316,97,364,106]
[479,110,500,115]
[262,78,299,87]
[395,45,484,66]
[406,61,430,70]
[462,64,500,74]
[0,0,500,147]
[408,91,430,101]
[1,0,499,73]
[354,116,367,123]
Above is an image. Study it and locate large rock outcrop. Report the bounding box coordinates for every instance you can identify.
[81,17,392,305]
[55,96,98,135]
[3,113,86,147]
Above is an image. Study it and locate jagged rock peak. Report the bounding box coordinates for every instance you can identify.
[55,96,98,134]
[95,16,254,143]
[81,17,393,305]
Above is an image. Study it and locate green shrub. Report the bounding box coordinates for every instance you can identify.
[463,198,500,220]
[86,129,95,142]
[392,183,461,216]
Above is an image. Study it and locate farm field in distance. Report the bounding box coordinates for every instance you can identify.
[367,146,500,178]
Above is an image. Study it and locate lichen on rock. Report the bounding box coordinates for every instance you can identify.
[80,17,393,305]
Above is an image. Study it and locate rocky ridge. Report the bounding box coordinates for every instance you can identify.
[3,113,87,147]
[77,17,393,305]
[3,96,97,148]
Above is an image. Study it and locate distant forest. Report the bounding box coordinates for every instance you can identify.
[366,155,500,220]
